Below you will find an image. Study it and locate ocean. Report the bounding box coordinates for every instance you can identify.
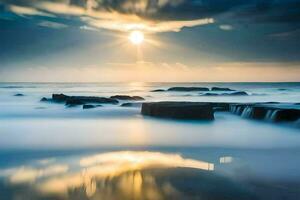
[0,82,299,200]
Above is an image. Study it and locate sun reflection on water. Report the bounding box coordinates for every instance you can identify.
[0,151,256,200]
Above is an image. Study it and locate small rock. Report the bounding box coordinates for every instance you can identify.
[40,97,48,102]
[14,93,25,97]
[151,89,165,92]
[201,91,248,96]
[82,104,102,109]
[278,88,288,91]
[110,95,144,101]
[201,93,220,96]
[35,106,46,109]
[227,91,248,96]
[167,87,209,92]
[121,102,142,107]
[211,87,235,91]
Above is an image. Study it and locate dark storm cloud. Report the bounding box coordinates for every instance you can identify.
[231,0,300,24]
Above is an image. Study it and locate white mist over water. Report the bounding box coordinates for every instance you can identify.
[0,112,300,149]
[0,82,299,149]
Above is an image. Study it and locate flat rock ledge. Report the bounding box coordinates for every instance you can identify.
[141,101,300,123]
[141,102,214,120]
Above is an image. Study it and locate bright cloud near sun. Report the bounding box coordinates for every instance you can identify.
[6,1,214,33]
[82,15,214,33]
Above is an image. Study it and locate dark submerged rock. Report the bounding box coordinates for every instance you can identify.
[110,95,144,101]
[167,87,209,92]
[201,93,220,96]
[201,91,248,96]
[151,89,165,92]
[121,102,142,107]
[40,97,48,102]
[14,93,25,96]
[278,88,288,91]
[228,91,248,96]
[211,87,235,91]
[141,102,214,120]
[35,106,47,109]
[82,104,102,109]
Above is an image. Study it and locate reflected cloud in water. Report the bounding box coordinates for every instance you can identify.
[37,158,56,165]
[9,165,69,184]
[0,151,256,200]
[220,156,234,164]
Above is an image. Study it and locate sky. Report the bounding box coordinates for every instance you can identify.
[0,0,300,82]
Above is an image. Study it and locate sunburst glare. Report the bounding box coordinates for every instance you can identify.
[129,30,144,45]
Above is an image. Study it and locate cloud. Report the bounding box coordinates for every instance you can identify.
[7,4,55,17]
[231,0,300,24]
[219,24,233,31]
[80,25,98,31]
[269,29,300,39]
[38,21,68,29]
[2,0,300,33]
[35,1,86,16]
[35,1,214,32]
[83,16,214,32]
[37,158,56,165]
[1,0,300,66]
[1,0,214,32]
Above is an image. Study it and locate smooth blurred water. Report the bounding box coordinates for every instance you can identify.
[0,82,299,200]
[0,82,299,148]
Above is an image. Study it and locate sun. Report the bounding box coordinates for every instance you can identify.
[129,30,144,45]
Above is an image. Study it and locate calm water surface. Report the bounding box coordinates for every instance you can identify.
[0,82,299,200]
